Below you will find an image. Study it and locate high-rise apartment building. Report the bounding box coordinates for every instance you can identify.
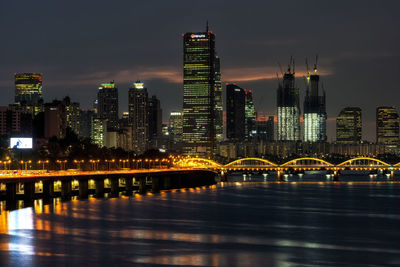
[129,81,148,154]
[63,96,80,136]
[226,83,245,141]
[148,95,162,140]
[266,116,274,141]
[376,106,399,146]
[255,115,274,142]
[245,89,256,140]
[44,100,66,139]
[14,73,43,115]
[80,109,95,139]
[97,82,119,131]
[91,118,106,147]
[303,62,327,142]
[214,56,223,141]
[336,107,362,144]
[182,26,216,157]
[277,63,300,141]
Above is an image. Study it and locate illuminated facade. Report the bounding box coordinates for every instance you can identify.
[182,27,216,157]
[376,106,399,146]
[245,89,256,140]
[64,97,80,136]
[97,82,119,131]
[226,84,245,141]
[91,118,106,147]
[129,81,148,154]
[169,111,183,143]
[214,56,223,141]
[303,64,327,142]
[277,66,300,141]
[336,107,362,144]
[14,73,43,115]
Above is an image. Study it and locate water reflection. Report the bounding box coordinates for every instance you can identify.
[0,182,400,266]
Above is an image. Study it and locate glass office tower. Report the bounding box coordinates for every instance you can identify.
[14,73,43,115]
[336,107,362,144]
[182,27,216,157]
[376,106,399,146]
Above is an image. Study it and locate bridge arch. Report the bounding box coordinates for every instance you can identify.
[175,158,222,169]
[337,157,390,167]
[224,158,278,168]
[281,157,334,167]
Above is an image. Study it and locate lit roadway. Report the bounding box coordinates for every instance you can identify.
[0,168,197,182]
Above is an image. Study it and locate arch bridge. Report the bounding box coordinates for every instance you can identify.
[175,156,399,181]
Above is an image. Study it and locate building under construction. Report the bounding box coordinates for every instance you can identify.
[303,56,327,142]
[277,58,301,141]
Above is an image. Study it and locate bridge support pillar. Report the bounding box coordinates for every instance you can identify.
[24,182,35,201]
[125,177,133,193]
[221,170,228,182]
[152,177,160,192]
[163,176,171,189]
[110,178,119,196]
[277,170,283,182]
[390,170,395,181]
[79,179,88,198]
[95,179,104,197]
[43,180,55,198]
[61,180,71,198]
[139,177,147,194]
[333,170,339,181]
[6,183,16,202]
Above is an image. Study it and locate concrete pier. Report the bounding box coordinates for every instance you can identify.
[24,182,35,200]
[61,180,72,198]
[43,180,55,198]
[95,179,104,196]
[333,170,339,181]
[277,170,283,182]
[79,179,88,198]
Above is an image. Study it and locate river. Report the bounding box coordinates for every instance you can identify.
[1,176,400,266]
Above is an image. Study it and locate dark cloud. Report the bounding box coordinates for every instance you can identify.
[0,0,399,141]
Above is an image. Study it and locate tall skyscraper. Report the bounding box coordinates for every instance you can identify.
[376,106,399,146]
[214,56,223,141]
[182,25,216,157]
[129,81,148,154]
[303,60,327,142]
[336,107,362,144]
[266,116,274,141]
[63,96,80,136]
[169,111,183,143]
[148,95,162,140]
[245,89,256,140]
[226,83,245,141]
[14,73,43,115]
[44,100,66,139]
[97,82,119,131]
[80,109,95,139]
[277,62,300,141]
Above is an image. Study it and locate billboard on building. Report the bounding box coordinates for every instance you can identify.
[10,138,33,149]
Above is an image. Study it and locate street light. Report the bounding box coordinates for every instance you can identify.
[2,160,11,170]
[38,160,49,170]
[74,159,84,170]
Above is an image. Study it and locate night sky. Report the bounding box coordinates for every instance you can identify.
[1,0,399,141]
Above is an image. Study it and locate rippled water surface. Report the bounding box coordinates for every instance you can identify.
[1,181,400,266]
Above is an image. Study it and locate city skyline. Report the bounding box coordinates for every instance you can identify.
[1,1,400,141]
